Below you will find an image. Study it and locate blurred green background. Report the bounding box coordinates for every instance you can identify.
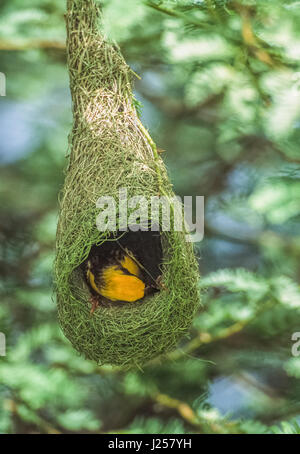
[1,0,300,434]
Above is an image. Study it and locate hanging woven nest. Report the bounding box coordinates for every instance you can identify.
[55,0,200,368]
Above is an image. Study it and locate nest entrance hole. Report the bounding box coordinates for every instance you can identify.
[78,227,164,307]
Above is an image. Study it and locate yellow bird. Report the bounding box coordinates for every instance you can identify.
[83,247,151,313]
[82,230,164,314]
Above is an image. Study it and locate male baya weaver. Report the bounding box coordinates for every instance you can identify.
[82,239,161,314]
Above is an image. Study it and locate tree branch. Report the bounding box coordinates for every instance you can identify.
[0,39,66,51]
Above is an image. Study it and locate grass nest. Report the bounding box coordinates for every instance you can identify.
[55,0,200,368]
